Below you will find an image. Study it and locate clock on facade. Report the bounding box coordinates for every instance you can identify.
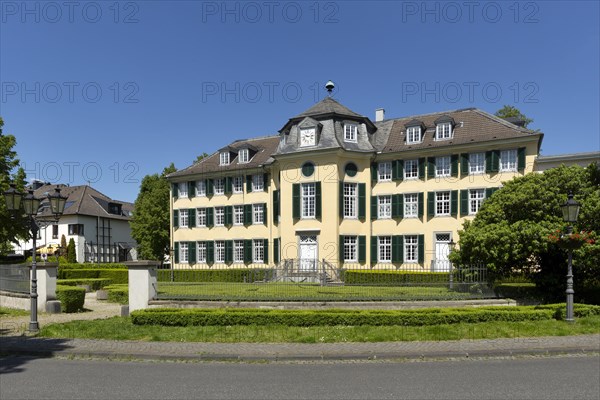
[300,128,316,147]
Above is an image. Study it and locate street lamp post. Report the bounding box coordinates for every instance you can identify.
[3,184,67,332]
[561,191,581,323]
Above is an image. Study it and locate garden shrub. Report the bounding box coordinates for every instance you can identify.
[59,263,128,270]
[493,283,542,301]
[58,269,128,284]
[343,270,450,285]
[105,284,128,304]
[157,269,275,283]
[57,278,111,291]
[56,285,85,312]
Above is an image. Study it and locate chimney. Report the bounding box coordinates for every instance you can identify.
[375,108,385,122]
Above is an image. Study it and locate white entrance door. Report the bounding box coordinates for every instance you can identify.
[434,233,451,271]
[299,235,317,271]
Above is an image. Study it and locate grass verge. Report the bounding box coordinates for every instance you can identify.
[0,307,29,317]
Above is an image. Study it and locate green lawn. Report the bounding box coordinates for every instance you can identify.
[39,315,600,343]
[0,307,29,317]
[155,282,486,301]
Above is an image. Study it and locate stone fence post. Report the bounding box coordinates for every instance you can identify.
[124,261,158,312]
[32,262,58,312]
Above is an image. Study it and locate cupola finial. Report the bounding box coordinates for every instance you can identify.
[325,80,335,96]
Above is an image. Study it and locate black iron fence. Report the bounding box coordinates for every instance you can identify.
[154,260,492,302]
[0,263,30,294]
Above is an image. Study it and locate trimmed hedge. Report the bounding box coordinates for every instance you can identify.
[534,303,600,320]
[104,284,128,304]
[157,269,274,283]
[57,278,112,291]
[56,285,86,312]
[58,269,128,284]
[131,306,557,327]
[58,263,128,270]
[494,283,542,300]
[343,270,450,285]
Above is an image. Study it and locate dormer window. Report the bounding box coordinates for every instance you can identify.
[300,127,316,147]
[238,149,249,163]
[435,123,452,140]
[406,126,422,144]
[219,152,230,166]
[344,124,358,143]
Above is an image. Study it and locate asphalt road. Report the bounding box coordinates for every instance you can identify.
[1,355,599,399]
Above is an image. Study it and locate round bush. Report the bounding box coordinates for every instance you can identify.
[56,285,86,313]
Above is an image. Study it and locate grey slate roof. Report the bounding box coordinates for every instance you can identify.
[292,97,365,119]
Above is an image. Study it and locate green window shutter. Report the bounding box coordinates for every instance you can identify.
[225,206,232,227]
[225,240,233,264]
[460,154,469,176]
[371,162,378,182]
[339,182,344,218]
[292,184,300,219]
[244,240,252,264]
[451,190,458,217]
[263,239,269,264]
[225,177,232,195]
[418,235,425,264]
[392,160,404,181]
[315,182,322,219]
[188,181,195,198]
[188,241,196,264]
[244,204,252,226]
[392,235,403,263]
[174,242,179,263]
[460,190,469,217]
[263,173,269,190]
[206,207,214,228]
[206,241,214,265]
[518,147,526,172]
[273,190,280,223]
[486,187,499,199]
[392,194,403,219]
[263,203,268,226]
[486,150,500,172]
[339,235,344,262]
[427,192,435,218]
[371,196,378,220]
[188,208,196,228]
[273,239,280,264]
[358,236,366,263]
[172,183,178,199]
[358,183,366,219]
[451,155,459,177]
[418,192,424,218]
[173,210,179,228]
[371,236,378,264]
[246,175,252,192]
[418,158,426,180]
[206,179,214,196]
[427,157,436,179]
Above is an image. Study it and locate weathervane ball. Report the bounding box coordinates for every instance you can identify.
[325,80,335,94]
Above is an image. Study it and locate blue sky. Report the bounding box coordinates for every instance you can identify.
[1,0,599,202]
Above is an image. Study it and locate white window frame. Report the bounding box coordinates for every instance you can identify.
[344,236,358,262]
[232,176,243,193]
[220,152,230,166]
[378,236,392,263]
[234,240,245,263]
[215,207,225,226]
[404,159,418,179]
[343,183,358,219]
[253,239,264,263]
[197,208,206,227]
[178,182,188,198]
[500,149,518,172]
[234,205,244,225]
[301,183,316,219]
[179,209,189,228]
[253,204,264,225]
[404,235,418,263]
[214,178,225,195]
[469,153,485,175]
[378,195,392,219]
[404,193,418,218]
[435,156,451,177]
[435,123,452,140]
[196,180,206,197]
[406,126,422,144]
[378,162,392,182]
[238,149,249,164]
[215,241,225,263]
[469,189,485,215]
[252,174,264,192]
[179,242,188,263]
[197,242,207,263]
[344,124,358,143]
[435,191,451,216]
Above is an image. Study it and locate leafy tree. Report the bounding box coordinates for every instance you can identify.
[67,238,77,263]
[130,163,177,261]
[193,152,209,165]
[450,164,600,303]
[495,105,534,128]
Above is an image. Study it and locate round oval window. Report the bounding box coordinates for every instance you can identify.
[345,163,358,177]
[302,162,315,177]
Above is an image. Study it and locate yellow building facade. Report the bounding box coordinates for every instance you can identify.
[168,97,542,272]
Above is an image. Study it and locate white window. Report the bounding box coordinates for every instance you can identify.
[234,205,244,225]
[253,239,264,263]
[344,124,358,143]
[378,162,392,182]
[500,149,517,172]
[436,191,451,216]
[435,156,451,177]
[469,189,485,215]
[343,183,357,218]
[196,180,206,196]
[378,195,392,219]
[435,123,452,140]
[214,178,225,195]
[233,176,243,193]
[344,236,357,262]
[215,207,225,226]
[197,242,207,263]
[179,242,188,263]
[253,204,264,224]
[300,127,316,147]
[378,236,391,263]
[404,235,418,263]
[406,126,422,144]
[197,208,206,227]
[404,193,418,218]
[301,183,316,219]
[252,174,264,192]
[238,149,249,163]
[469,153,485,174]
[220,152,230,165]
[234,240,244,263]
[404,159,418,179]
[178,182,188,198]
[215,241,225,263]
[179,209,189,227]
